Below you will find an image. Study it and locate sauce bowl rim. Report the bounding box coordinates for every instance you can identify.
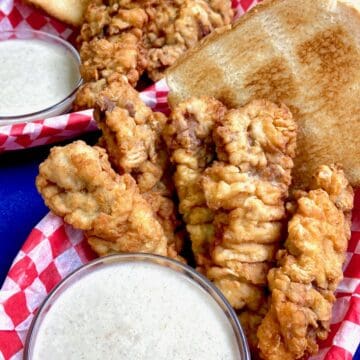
[0,29,82,123]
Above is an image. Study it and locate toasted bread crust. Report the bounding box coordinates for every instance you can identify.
[167,0,360,187]
[24,0,90,26]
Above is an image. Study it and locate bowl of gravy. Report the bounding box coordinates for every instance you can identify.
[24,254,250,360]
[0,29,81,125]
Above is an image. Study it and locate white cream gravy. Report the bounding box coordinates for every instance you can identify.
[0,39,79,117]
[31,261,241,360]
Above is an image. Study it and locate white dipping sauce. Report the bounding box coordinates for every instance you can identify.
[31,262,241,360]
[0,39,79,116]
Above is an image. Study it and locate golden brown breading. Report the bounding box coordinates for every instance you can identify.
[79,31,147,86]
[238,307,268,357]
[36,141,174,257]
[78,1,149,86]
[144,0,234,81]
[75,79,165,183]
[203,100,297,312]
[163,98,297,351]
[79,1,149,43]
[208,0,233,24]
[92,80,167,188]
[85,80,183,252]
[257,165,353,360]
[75,79,167,191]
[142,188,183,256]
[73,79,108,111]
[77,0,233,87]
[163,97,227,264]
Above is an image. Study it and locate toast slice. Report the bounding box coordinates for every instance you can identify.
[166,0,360,187]
[24,0,90,26]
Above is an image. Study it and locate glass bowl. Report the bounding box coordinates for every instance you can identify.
[24,253,251,360]
[0,29,82,125]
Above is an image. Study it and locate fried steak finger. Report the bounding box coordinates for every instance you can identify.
[163,97,227,265]
[36,140,172,257]
[87,80,183,254]
[145,0,234,81]
[76,0,233,94]
[78,1,148,87]
[92,80,167,190]
[203,100,297,312]
[80,31,147,86]
[257,165,354,360]
[76,79,167,193]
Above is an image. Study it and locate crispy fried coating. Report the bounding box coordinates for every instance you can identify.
[163,97,227,264]
[142,188,183,257]
[80,31,147,86]
[79,1,148,43]
[76,79,167,190]
[36,141,174,257]
[208,0,233,24]
[163,99,297,351]
[203,100,297,312]
[144,0,233,81]
[78,1,148,86]
[81,80,182,253]
[239,307,268,357]
[257,165,353,360]
[77,0,233,87]
[73,79,108,111]
[92,80,167,189]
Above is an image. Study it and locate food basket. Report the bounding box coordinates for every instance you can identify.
[0,1,359,359]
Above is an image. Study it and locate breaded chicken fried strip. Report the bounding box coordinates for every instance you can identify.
[144,0,233,81]
[77,80,183,254]
[95,80,180,246]
[257,165,353,360]
[164,99,296,350]
[163,97,226,265]
[203,100,297,312]
[36,141,178,258]
[92,80,168,192]
[77,0,233,86]
[78,1,148,86]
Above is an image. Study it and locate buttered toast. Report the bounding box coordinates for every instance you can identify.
[166,0,360,187]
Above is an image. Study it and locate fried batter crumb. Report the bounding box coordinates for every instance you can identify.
[257,165,353,360]
[36,141,172,257]
[77,0,234,88]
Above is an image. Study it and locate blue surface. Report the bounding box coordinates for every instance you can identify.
[0,147,48,286]
[355,345,360,360]
[0,133,99,286]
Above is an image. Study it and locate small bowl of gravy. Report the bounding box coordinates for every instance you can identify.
[0,29,82,125]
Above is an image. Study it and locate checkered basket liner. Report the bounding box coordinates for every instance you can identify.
[0,0,359,359]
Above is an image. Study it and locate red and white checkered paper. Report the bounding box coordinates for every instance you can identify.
[0,81,170,152]
[1,0,359,359]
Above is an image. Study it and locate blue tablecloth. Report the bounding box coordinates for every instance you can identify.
[0,133,99,286]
